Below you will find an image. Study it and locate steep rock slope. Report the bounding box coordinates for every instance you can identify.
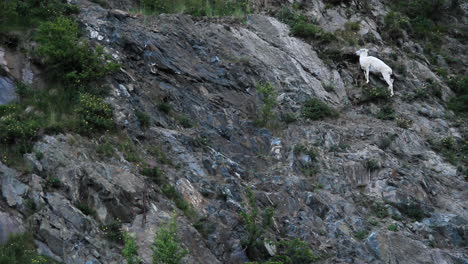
[0,0,467,263]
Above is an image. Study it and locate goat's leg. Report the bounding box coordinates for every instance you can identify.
[382,72,394,96]
[365,67,370,84]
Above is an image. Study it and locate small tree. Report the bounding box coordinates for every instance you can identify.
[152,217,188,264]
[122,232,140,264]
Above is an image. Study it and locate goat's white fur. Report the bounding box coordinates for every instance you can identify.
[356,48,394,96]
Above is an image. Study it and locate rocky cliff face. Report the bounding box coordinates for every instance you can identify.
[0,0,467,263]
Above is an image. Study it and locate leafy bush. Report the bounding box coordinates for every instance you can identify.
[360,85,392,102]
[376,105,396,120]
[122,232,141,264]
[75,93,114,134]
[118,138,141,162]
[101,219,124,243]
[384,11,411,40]
[0,107,41,145]
[0,0,79,30]
[428,136,467,167]
[158,102,171,114]
[366,159,380,171]
[447,75,468,114]
[354,230,369,240]
[301,98,339,120]
[46,177,61,189]
[141,0,250,17]
[271,239,320,264]
[278,7,335,43]
[387,224,398,232]
[240,189,275,260]
[141,167,166,185]
[177,115,193,128]
[345,21,360,32]
[372,202,389,218]
[396,117,413,129]
[76,202,97,216]
[152,217,188,264]
[162,185,197,219]
[135,110,151,129]
[36,17,119,92]
[256,82,277,127]
[0,233,59,264]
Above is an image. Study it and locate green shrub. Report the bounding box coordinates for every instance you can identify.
[177,115,193,128]
[345,21,360,32]
[75,93,114,134]
[152,217,188,264]
[141,167,166,185]
[278,7,335,43]
[76,202,97,216]
[272,239,320,264]
[372,202,388,218]
[384,11,411,40]
[354,230,369,240]
[147,146,173,165]
[428,137,467,167]
[240,189,275,260]
[282,113,297,124]
[101,219,124,243]
[361,85,391,102]
[301,98,339,120]
[158,102,171,114]
[0,0,79,30]
[135,110,151,129]
[376,105,396,120]
[394,202,426,221]
[396,117,413,129]
[36,17,119,92]
[122,232,141,264]
[119,138,141,162]
[387,224,398,232]
[0,233,59,264]
[447,75,468,114]
[366,159,380,171]
[46,177,61,189]
[256,82,277,127]
[0,110,41,145]
[141,0,250,17]
[162,185,197,219]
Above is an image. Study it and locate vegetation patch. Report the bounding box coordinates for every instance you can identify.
[271,239,320,263]
[0,233,60,264]
[135,110,151,129]
[36,17,119,93]
[122,232,141,264]
[76,202,97,217]
[255,82,277,127]
[360,85,391,103]
[75,93,114,134]
[428,136,467,170]
[152,217,188,264]
[101,219,124,244]
[354,230,369,240]
[162,185,197,220]
[376,104,396,120]
[141,167,166,185]
[278,7,335,43]
[447,75,468,114]
[301,98,339,120]
[0,0,79,31]
[140,0,250,17]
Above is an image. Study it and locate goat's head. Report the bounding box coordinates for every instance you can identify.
[355,48,369,56]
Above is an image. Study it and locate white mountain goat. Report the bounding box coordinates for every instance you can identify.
[356,48,394,96]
